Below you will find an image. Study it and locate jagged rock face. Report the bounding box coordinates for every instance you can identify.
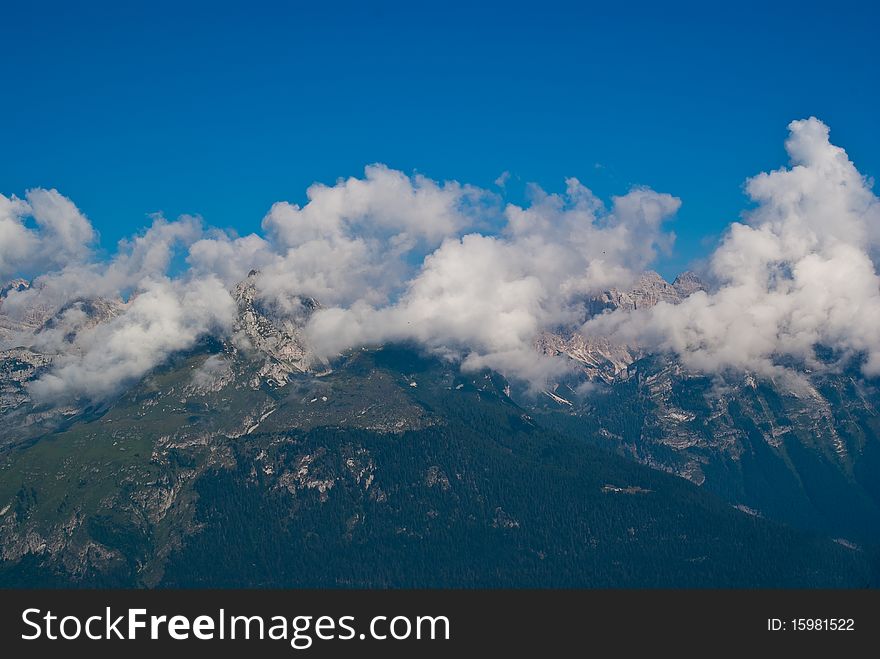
[540,270,706,382]
[587,271,684,316]
[0,291,124,433]
[535,332,636,383]
[0,280,54,342]
[586,352,880,539]
[230,272,322,387]
[37,297,124,343]
[671,271,707,297]
[531,270,879,528]
[0,348,53,414]
[0,271,326,430]
[1,279,123,341]
[0,278,29,300]
[631,359,851,478]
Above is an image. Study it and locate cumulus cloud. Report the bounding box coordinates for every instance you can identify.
[1,213,204,322]
[0,188,95,280]
[187,232,275,284]
[28,277,236,403]
[253,164,494,308]
[0,195,226,404]
[0,167,499,402]
[305,181,680,384]
[6,119,875,405]
[584,117,880,377]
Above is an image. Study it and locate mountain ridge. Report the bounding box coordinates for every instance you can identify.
[1,269,879,586]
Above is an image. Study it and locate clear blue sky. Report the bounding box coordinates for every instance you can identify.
[2,0,877,278]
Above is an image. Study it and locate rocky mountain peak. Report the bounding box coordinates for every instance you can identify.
[587,270,679,317]
[231,271,323,387]
[543,270,708,382]
[0,278,30,300]
[38,297,124,338]
[588,270,707,318]
[672,271,707,297]
[535,332,637,383]
[0,281,56,343]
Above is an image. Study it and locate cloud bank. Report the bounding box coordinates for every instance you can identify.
[1,118,878,404]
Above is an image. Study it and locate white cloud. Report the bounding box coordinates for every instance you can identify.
[1,213,204,323]
[187,232,275,284]
[305,181,680,385]
[0,188,95,280]
[28,277,236,404]
[10,119,876,403]
[5,168,678,398]
[584,118,880,377]
[263,164,485,246]
[494,171,511,188]
[3,167,500,400]
[253,164,494,308]
[26,188,97,265]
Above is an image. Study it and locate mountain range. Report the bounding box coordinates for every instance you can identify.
[1,270,878,587]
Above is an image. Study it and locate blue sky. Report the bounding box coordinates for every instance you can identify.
[2,0,877,278]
